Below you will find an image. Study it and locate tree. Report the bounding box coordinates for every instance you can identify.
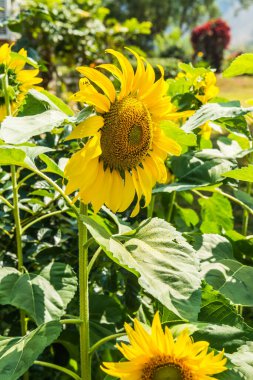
[105,0,219,35]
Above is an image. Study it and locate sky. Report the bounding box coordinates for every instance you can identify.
[218,0,253,49]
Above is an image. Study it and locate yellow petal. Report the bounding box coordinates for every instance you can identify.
[71,91,110,112]
[65,115,104,140]
[77,66,116,103]
[118,171,136,212]
[106,49,134,98]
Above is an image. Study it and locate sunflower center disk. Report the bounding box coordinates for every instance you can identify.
[100,95,153,171]
[152,365,184,380]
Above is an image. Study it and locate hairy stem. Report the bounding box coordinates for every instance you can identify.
[242,182,252,236]
[78,203,91,380]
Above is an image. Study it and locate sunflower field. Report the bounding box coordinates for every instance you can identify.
[1,5,253,379]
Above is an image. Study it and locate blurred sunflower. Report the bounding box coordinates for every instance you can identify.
[65,48,188,216]
[0,43,42,121]
[102,312,227,380]
[176,70,219,139]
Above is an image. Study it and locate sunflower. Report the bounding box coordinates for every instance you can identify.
[175,70,219,140]
[0,43,42,121]
[64,48,188,216]
[102,313,227,380]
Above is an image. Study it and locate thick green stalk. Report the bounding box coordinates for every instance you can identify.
[78,203,91,380]
[242,182,252,236]
[167,191,176,222]
[3,71,28,380]
[147,195,155,218]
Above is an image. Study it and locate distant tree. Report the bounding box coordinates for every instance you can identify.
[191,18,231,71]
[105,0,219,35]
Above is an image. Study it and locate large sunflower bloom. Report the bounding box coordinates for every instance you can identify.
[0,43,42,121]
[65,48,185,216]
[102,313,227,380]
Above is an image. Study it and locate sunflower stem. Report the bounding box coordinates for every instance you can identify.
[147,195,155,218]
[78,203,91,380]
[3,71,29,380]
[242,182,252,236]
[167,191,176,222]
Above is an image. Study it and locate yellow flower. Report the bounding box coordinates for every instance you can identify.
[0,43,42,121]
[196,72,219,104]
[175,69,219,139]
[64,49,185,216]
[102,313,227,380]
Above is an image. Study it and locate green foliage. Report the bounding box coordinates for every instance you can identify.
[223,165,253,182]
[223,53,253,77]
[0,321,62,379]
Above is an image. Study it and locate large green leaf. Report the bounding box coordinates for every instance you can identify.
[194,234,234,262]
[31,89,74,116]
[171,151,235,185]
[223,165,253,182]
[160,120,196,147]
[39,154,64,177]
[223,53,253,77]
[198,193,234,233]
[39,262,77,310]
[83,217,201,321]
[182,102,252,133]
[0,110,67,144]
[172,322,253,354]
[0,321,61,380]
[0,266,74,325]
[194,234,253,305]
[199,283,243,327]
[201,259,253,306]
[227,342,253,379]
[0,145,52,169]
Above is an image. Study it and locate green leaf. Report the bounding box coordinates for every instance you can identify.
[10,51,39,68]
[39,262,78,311]
[84,217,201,321]
[194,234,234,262]
[191,323,253,354]
[0,146,27,166]
[199,283,244,327]
[0,321,61,380]
[182,102,253,133]
[202,259,253,306]
[167,151,235,189]
[30,89,74,116]
[234,189,253,209]
[0,267,73,325]
[39,154,64,177]
[228,342,253,379]
[223,165,253,182]
[160,121,196,146]
[0,110,67,144]
[223,53,253,77]
[0,144,52,170]
[198,193,234,233]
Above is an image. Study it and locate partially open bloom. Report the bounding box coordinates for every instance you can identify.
[102,313,227,380]
[175,69,219,139]
[0,43,42,121]
[65,48,187,216]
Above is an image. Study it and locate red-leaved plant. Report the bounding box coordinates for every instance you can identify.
[191,18,231,72]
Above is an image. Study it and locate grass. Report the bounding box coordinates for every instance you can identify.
[217,75,253,105]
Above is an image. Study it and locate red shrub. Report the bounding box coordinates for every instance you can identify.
[191,18,231,72]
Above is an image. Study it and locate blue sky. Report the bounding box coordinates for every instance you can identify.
[218,0,253,49]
